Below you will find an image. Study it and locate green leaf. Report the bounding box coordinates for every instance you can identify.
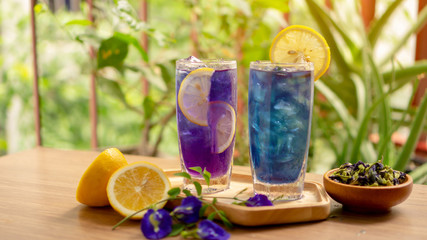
[182,189,192,197]
[349,77,420,163]
[64,19,93,26]
[306,0,351,76]
[394,93,427,171]
[368,53,392,164]
[212,198,217,205]
[97,36,129,69]
[174,172,192,180]
[203,169,211,187]
[368,0,404,47]
[189,166,203,174]
[207,212,216,220]
[34,3,45,14]
[218,212,233,229]
[113,0,144,31]
[409,162,427,183]
[199,204,209,217]
[167,187,181,198]
[306,0,358,58]
[143,96,155,120]
[168,224,185,237]
[113,32,148,62]
[97,77,126,104]
[157,63,174,86]
[193,181,202,196]
[252,0,289,12]
[383,61,427,86]
[315,81,356,138]
[380,5,427,66]
[139,66,167,91]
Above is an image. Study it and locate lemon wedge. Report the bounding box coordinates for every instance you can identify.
[106,161,171,219]
[76,148,128,207]
[269,25,331,80]
[178,68,215,126]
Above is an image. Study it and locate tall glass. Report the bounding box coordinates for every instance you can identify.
[248,61,314,200]
[176,57,237,194]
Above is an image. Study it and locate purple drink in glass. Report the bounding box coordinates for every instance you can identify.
[176,57,237,193]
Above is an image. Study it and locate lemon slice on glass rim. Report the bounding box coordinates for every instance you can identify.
[178,68,215,126]
[208,101,236,154]
[106,161,171,219]
[269,25,331,81]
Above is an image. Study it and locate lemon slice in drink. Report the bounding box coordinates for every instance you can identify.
[269,25,331,81]
[208,101,236,154]
[178,68,215,126]
[106,161,171,219]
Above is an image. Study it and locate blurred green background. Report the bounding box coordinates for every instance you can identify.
[1,0,426,183]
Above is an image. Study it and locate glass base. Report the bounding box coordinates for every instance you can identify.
[183,174,230,194]
[253,181,304,201]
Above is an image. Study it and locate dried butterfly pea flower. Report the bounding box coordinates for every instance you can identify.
[329,160,406,186]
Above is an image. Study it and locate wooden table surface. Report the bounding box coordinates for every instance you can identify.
[1,147,426,240]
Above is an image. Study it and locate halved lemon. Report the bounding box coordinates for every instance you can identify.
[208,101,236,154]
[178,68,215,126]
[76,148,128,207]
[106,161,171,219]
[269,25,331,81]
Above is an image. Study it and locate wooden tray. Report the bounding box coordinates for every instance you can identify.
[165,169,331,226]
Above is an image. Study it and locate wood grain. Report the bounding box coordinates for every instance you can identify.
[1,147,427,240]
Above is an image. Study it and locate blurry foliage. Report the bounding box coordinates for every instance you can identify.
[301,0,427,184]
[1,0,426,184]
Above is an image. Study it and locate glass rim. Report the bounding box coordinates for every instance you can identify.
[250,60,314,69]
[177,58,236,64]
[176,58,237,70]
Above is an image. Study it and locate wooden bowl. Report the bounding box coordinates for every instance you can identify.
[323,168,413,213]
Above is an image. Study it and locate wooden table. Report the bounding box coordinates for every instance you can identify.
[1,147,426,240]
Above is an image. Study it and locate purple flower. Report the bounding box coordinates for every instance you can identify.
[172,196,202,224]
[245,194,273,207]
[197,219,230,240]
[140,209,172,239]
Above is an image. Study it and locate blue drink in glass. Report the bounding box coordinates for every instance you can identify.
[248,61,314,200]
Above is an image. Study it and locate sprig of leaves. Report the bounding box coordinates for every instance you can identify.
[113,168,273,239]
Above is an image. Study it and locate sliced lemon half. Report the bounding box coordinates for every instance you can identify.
[178,68,215,126]
[208,101,236,154]
[269,25,331,81]
[106,161,171,219]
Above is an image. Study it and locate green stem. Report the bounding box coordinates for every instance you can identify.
[112,197,182,230]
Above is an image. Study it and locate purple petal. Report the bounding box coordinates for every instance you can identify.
[197,219,230,240]
[245,194,273,207]
[172,196,202,224]
[140,209,172,239]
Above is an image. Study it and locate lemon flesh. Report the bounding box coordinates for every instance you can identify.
[76,148,128,207]
[106,161,171,219]
[269,25,331,81]
[208,101,236,153]
[178,68,215,126]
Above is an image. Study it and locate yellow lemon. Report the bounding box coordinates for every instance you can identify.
[208,101,236,153]
[269,25,331,81]
[106,161,171,219]
[178,68,215,126]
[76,148,128,207]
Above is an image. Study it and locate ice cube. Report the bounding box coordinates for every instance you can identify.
[273,100,298,117]
[252,82,269,103]
[284,118,305,133]
[185,56,203,63]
